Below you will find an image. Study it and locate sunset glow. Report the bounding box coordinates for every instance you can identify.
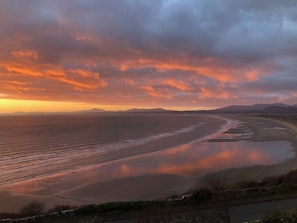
[1,1,297,112]
[0,99,130,113]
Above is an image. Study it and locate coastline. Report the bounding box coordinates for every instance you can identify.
[1,114,297,213]
[200,115,297,184]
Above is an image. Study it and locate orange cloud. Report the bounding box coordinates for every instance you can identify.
[44,67,66,78]
[8,81,28,86]
[3,82,31,95]
[68,69,101,80]
[118,58,235,82]
[117,56,274,85]
[11,50,39,60]
[245,68,268,81]
[121,78,137,86]
[75,34,102,42]
[199,87,231,99]
[141,86,172,99]
[45,68,107,90]
[0,93,9,98]
[1,62,108,96]
[2,63,42,77]
[163,79,191,91]
[58,77,98,90]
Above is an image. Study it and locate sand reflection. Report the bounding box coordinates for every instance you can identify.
[114,140,294,178]
[10,140,295,195]
[3,140,295,212]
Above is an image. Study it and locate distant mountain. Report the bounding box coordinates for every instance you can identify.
[212,103,297,114]
[2,108,173,116]
[215,103,288,113]
[76,108,106,113]
[125,108,169,113]
[260,105,297,114]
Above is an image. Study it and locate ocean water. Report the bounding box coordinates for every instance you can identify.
[0,113,225,187]
[0,113,296,210]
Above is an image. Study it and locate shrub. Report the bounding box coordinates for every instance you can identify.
[75,204,98,215]
[262,208,297,223]
[20,200,45,216]
[192,188,212,205]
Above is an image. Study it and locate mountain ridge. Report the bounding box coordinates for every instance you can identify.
[212,103,297,114]
[1,104,297,115]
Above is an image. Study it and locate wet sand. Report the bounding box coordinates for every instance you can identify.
[1,115,297,213]
[200,115,297,184]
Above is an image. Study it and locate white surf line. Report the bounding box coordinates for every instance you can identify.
[191,115,239,144]
[271,127,296,135]
[256,117,297,136]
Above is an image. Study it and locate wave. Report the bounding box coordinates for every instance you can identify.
[0,123,205,187]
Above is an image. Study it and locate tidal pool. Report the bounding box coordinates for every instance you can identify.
[99,140,295,179]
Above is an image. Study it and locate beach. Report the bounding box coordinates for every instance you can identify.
[201,115,297,184]
[0,114,296,213]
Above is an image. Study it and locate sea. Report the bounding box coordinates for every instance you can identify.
[0,113,227,187]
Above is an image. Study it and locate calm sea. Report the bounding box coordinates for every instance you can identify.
[0,113,224,187]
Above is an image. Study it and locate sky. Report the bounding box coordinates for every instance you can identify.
[0,0,297,112]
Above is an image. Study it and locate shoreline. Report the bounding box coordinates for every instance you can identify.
[1,114,297,213]
[199,115,297,184]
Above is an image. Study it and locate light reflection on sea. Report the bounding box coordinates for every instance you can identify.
[1,115,297,211]
[112,140,294,179]
[7,140,294,196]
